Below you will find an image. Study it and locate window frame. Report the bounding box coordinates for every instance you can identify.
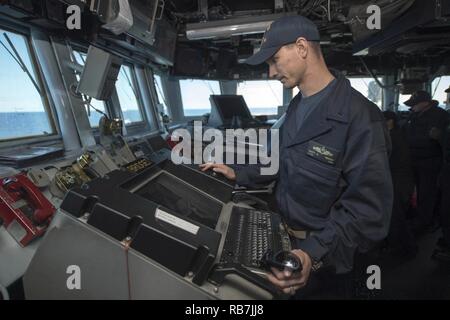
[0,22,60,147]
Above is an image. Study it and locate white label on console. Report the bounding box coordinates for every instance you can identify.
[155,208,199,235]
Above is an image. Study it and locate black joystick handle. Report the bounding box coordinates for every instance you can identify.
[261,250,302,273]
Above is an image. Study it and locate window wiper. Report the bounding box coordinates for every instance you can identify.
[75,52,86,65]
[203,80,215,95]
[154,77,169,108]
[121,68,139,101]
[267,80,281,105]
[0,33,42,96]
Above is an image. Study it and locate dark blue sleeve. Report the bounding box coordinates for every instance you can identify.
[233,164,279,188]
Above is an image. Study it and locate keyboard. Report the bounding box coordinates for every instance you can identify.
[220,206,291,270]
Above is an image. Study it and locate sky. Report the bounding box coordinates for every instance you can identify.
[116,66,139,112]
[179,79,221,110]
[238,80,283,109]
[0,29,46,113]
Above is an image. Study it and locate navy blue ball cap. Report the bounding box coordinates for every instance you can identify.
[404,90,432,106]
[245,15,320,66]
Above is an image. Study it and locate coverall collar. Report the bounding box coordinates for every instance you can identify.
[285,70,351,147]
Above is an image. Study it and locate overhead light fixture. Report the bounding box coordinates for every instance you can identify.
[186,13,290,40]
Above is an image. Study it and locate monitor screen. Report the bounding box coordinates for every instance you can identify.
[134,172,223,229]
[211,95,253,120]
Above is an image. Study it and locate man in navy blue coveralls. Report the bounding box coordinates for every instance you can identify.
[201,15,393,298]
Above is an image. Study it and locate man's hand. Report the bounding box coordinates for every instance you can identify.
[266,249,312,295]
[199,163,236,180]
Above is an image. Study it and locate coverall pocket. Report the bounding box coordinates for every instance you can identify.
[289,160,341,212]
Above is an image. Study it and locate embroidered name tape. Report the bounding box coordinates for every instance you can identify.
[306,140,339,165]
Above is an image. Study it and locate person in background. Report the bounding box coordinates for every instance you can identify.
[445,85,450,112]
[433,90,450,262]
[383,111,417,258]
[402,90,450,235]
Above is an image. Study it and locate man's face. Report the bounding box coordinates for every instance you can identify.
[266,43,305,89]
[410,101,429,112]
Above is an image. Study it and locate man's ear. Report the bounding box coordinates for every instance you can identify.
[295,37,308,58]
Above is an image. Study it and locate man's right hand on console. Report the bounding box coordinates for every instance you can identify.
[199,163,236,180]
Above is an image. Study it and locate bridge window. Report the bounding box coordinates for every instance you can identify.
[349,77,383,108]
[398,93,412,111]
[293,78,383,109]
[0,28,54,141]
[237,80,282,115]
[179,79,220,116]
[116,65,144,125]
[432,76,450,109]
[72,50,108,127]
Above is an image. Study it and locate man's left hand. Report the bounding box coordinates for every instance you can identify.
[266,249,312,295]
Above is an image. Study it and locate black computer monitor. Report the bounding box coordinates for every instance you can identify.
[134,171,223,229]
[208,95,254,128]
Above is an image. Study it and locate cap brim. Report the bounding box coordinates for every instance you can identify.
[404,98,416,107]
[245,46,280,65]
